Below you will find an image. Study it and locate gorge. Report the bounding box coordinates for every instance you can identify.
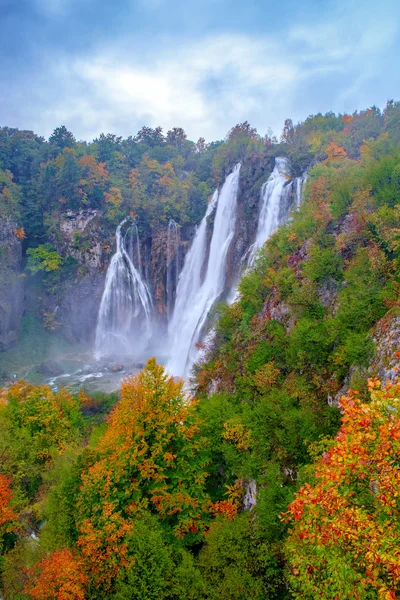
[89,158,304,381]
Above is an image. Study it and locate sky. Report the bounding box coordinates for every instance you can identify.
[1,0,400,142]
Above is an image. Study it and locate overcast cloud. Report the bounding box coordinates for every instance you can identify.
[1,0,399,141]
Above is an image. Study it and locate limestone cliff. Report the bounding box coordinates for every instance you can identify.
[0,220,24,350]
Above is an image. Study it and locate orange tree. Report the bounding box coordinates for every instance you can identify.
[76,358,211,590]
[284,378,400,600]
[24,549,88,600]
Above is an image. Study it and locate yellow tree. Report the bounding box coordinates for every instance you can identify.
[77,358,210,590]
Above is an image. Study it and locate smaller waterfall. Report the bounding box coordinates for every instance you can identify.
[166,220,180,321]
[248,157,292,264]
[167,164,241,377]
[294,173,308,208]
[125,221,142,275]
[94,218,152,360]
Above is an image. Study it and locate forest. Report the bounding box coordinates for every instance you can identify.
[1,100,400,598]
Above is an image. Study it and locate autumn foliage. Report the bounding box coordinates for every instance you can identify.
[284,379,400,599]
[77,358,210,589]
[0,474,16,530]
[5,382,83,462]
[24,550,88,600]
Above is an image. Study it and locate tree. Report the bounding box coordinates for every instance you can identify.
[0,382,83,499]
[281,118,295,145]
[24,549,88,600]
[0,474,17,530]
[113,512,173,600]
[77,358,210,590]
[95,133,123,163]
[227,121,258,142]
[284,378,400,600]
[195,137,208,154]
[0,169,22,220]
[49,126,76,149]
[166,127,187,150]
[56,148,82,208]
[324,141,347,162]
[26,244,62,274]
[135,126,165,147]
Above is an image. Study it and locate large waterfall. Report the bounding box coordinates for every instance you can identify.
[94,218,152,360]
[167,164,241,377]
[94,159,305,376]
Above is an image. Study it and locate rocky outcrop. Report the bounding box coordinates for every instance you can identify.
[0,220,24,351]
[42,209,108,345]
[370,313,400,385]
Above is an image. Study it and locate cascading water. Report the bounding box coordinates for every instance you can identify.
[167,164,241,377]
[94,218,152,360]
[125,221,142,274]
[166,220,180,321]
[93,159,306,375]
[227,158,305,305]
[294,173,308,208]
[248,157,292,264]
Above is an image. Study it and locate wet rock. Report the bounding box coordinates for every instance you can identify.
[0,219,24,351]
[370,314,400,386]
[37,361,63,377]
[110,364,124,372]
[207,377,221,396]
[243,480,257,511]
[316,278,339,308]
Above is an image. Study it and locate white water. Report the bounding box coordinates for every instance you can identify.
[167,164,241,377]
[294,173,307,208]
[93,160,306,377]
[248,157,292,264]
[227,158,305,306]
[166,220,180,321]
[94,218,152,360]
[125,221,142,275]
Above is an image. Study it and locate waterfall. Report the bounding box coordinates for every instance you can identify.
[167,164,241,377]
[166,220,180,321]
[294,173,308,208]
[94,218,152,360]
[228,157,303,305]
[125,221,142,274]
[248,157,292,264]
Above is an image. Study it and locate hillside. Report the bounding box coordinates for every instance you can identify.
[1,102,400,599]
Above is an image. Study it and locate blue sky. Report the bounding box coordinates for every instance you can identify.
[1,0,399,142]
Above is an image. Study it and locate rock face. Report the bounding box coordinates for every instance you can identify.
[0,220,24,350]
[370,313,400,385]
[44,209,108,345]
[243,479,257,511]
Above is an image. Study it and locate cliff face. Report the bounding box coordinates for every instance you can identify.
[41,209,108,345]
[0,220,24,351]
[0,164,275,351]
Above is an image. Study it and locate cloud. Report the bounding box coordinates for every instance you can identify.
[33,0,77,16]
[3,0,400,141]
[40,35,302,140]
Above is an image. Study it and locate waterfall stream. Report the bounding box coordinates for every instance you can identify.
[248,157,292,264]
[125,221,142,275]
[167,164,241,377]
[94,218,152,360]
[166,220,180,321]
